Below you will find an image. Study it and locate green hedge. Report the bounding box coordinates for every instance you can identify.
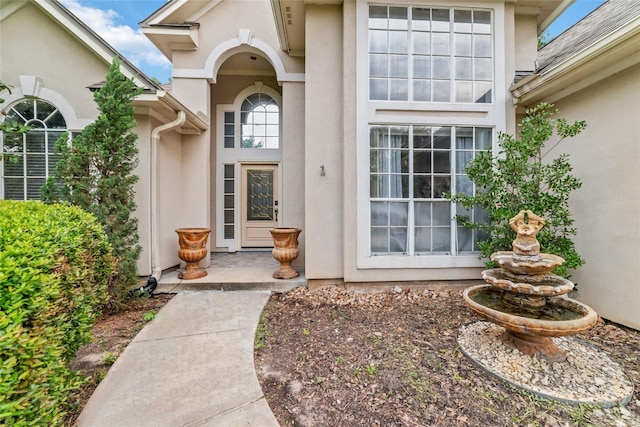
[0,201,114,425]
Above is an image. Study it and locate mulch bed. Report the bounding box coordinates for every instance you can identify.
[255,286,640,427]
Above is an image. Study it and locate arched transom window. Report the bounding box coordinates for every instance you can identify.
[1,99,66,200]
[240,93,279,149]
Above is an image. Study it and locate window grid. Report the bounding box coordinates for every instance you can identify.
[223,164,235,239]
[224,111,235,148]
[240,93,279,149]
[1,99,66,200]
[369,125,491,255]
[369,6,492,103]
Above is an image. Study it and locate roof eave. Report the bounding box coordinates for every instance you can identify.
[141,25,200,59]
[134,91,209,135]
[511,19,640,106]
[34,0,162,91]
[270,0,342,56]
[537,0,575,34]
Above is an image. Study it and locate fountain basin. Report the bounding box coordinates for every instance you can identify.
[463,285,598,361]
[464,285,597,337]
[491,251,564,275]
[482,268,575,296]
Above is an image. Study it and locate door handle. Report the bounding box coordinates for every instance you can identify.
[274,200,278,222]
[275,207,279,221]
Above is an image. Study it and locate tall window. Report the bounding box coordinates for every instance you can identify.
[1,99,67,200]
[240,93,279,149]
[370,125,490,255]
[369,6,493,103]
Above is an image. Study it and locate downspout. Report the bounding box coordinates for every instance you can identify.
[150,110,186,281]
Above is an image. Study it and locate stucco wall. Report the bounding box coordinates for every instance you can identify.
[0,2,105,123]
[0,2,174,278]
[169,79,211,262]
[170,0,307,262]
[132,113,187,275]
[548,64,640,329]
[157,127,185,270]
[171,0,303,76]
[133,115,153,276]
[514,14,538,72]
[304,4,344,279]
[281,81,306,266]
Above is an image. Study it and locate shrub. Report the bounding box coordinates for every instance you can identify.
[54,59,142,308]
[0,200,114,425]
[449,103,586,277]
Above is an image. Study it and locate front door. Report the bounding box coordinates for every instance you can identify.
[240,164,278,247]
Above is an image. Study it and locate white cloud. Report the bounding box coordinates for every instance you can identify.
[59,0,171,76]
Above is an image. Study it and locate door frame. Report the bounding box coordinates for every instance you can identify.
[214,84,283,252]
[239,162,280,248]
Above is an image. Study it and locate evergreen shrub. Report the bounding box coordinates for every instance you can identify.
[54,59,142,308]
[0,200,114,425]
[449,103,586,277]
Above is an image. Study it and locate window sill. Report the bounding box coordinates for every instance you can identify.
[357,254,485,270]
[372,102,492,116]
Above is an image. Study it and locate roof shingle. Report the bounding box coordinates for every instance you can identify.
[537,0,640,73]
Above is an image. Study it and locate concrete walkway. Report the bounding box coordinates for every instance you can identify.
[155,252,306,293]
[77,291,280,427]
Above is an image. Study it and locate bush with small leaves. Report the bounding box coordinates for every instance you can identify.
[449,103,586,277]
[0,201,114,425]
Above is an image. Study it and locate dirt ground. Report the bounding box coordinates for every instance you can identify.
[65,293,174,425]
[255,287,640,427]
[65,286,639,427]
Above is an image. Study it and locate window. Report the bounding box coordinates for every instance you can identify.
[240,93,279,149]
[223,164,235,239]
[370,125,490,255]
[1,99,67,200]
[224,112,235,148]
[369,6,492,103]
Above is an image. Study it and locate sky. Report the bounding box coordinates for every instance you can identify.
[60,0,607,84]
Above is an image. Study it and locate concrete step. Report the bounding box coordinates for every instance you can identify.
[155,267,306,293]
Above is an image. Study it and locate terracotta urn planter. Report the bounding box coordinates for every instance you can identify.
[270,228,302,279]
[175,228,210,280]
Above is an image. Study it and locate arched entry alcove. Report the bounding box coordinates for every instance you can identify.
[211,51,283,252]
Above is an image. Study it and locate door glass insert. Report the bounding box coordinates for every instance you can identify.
[246,169,274,221]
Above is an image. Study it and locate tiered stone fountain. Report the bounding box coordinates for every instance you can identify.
[462,210,597,361]
[458,210,634,407]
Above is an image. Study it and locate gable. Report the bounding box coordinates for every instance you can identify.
[141,0,303,81]
[0,1,108,116]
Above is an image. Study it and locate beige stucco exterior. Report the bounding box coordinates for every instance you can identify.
[511,4,640,329]
[0,0,207,278]
[159,0,540,283]
[160,0,307,266]
[4,0,637,328]
[0,2,101,126]
[523,65,640,329]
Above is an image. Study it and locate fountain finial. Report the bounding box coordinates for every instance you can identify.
[509,210,545,257]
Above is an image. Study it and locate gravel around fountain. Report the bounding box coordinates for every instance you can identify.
[458,321,634,407]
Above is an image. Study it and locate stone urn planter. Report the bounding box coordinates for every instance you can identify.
[176,228,210,280]
[270,227,301,279]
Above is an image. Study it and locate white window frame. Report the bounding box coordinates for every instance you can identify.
[368,124,492,255]
[355,1,507,270]
[0,99,69,200]
[367,5,494,103]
